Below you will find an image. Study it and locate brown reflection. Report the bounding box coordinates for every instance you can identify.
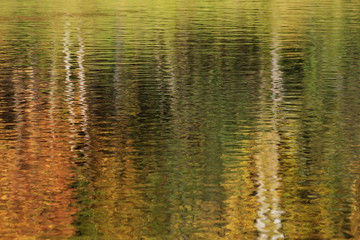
[0,52,77,238]
[0,13,95,238]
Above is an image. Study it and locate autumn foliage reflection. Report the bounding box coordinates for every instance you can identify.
[1,0,360,239]
[0,65,77,238]
[0,15,90,238]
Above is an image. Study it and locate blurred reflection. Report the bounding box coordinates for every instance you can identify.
[254,33,284,240]
[0,39,77,239]
[0,0,360,239]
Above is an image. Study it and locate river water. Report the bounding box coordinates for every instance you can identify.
[1,0,360,239]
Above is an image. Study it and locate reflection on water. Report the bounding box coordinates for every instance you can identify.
[1,0,360,239]
[254,33,284,240]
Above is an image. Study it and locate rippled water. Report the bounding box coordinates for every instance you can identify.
[1,0,360,239]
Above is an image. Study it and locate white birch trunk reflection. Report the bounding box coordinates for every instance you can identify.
[76,23,90,158]
[63,19,76,152]
[255,33,284,240]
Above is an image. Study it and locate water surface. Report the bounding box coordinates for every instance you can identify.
[1,0,360,239]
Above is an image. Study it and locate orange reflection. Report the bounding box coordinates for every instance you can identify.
[0,16,92,238]
[0,66,77,238]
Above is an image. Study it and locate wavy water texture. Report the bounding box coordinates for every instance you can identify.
[0,0,360,239]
